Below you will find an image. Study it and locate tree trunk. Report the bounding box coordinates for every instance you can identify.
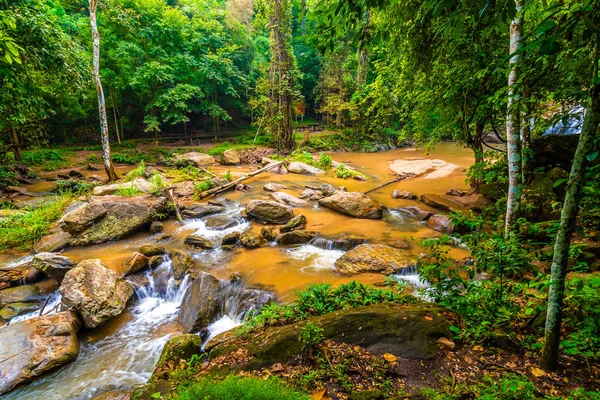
[504,0,524,235]
[89,0,118,182]
[540,35,600,371]
[10,127,22,163]
[111,90,121,144]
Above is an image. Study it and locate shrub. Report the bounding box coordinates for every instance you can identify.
[55,179,95,195]
[22,149,69,171]
[0,166,17,190]
[223,170,232,182]
[334,163,365,179]
[123,161,146,182]
[114,186,144,196]
[316,153,332,170]
[112,150,149,165]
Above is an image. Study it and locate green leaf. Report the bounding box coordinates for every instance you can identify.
[553,178,568,187]
[586,151,598,161]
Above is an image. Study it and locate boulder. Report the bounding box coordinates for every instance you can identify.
[33,230,72,253]
[446,189,468,197]
[32,252,74,280]
[270,191,309,208]
[0,311,80,395]
[263,183,287,192]
[222,232,240,246]
[149,221,164,233]
[148,255,164,268]
[427,214,454,233]
[240,231,267,249]
[0,302,41,321]
[321,183,337,197]
[395,206,433,221]
[334,244,415,275]
[92,177,154,196]
[392,190,417,200]
[0,279,58,308]
[173,152,215,167]
[125,273,149,291]
[59,259,133,328]
[260,226,279,241]
[245,200,294,224]
[184,235,214,251]
[221,149,241,165]
[181,203,225,219]
[276,230,318,245]
[287,162,325,176]
[174,181,196,198]
[319,192,383,219]
[170,250,194,280]
[280,214,307,233]
[420,194,468,213]
[138,244,167,257]
[150,334,204,381]
[60,196,167,246]
[203,215,239,231]
[300,189,324,201]
[311,235,367,251]
[177,272,221,333]
[121,252,149,277]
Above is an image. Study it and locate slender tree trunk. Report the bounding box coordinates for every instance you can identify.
[540,35,600,371]
[89,0,118,182]
[521,110,531,182]
[505,0,524,235]
[111,90,121,144]
[10,127,22,162]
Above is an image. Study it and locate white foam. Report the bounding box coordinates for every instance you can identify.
[284,244,345,271]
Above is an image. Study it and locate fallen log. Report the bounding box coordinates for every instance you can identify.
[363,175,409,195]
[198,161,285,199]
[166,187,183,224]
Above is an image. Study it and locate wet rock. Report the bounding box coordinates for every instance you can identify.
[0,266,43,288]
[181,203,225,219]
[338,186,348,192]
[427,214,454,233]
[32,252,74,280]
[184,235,214,251]
[0,279,58,308]
[420,194,468,213]
[334,244,415,275]
[173,181,195,197]
[276,230,318,245]
[203,215,239,231]
[177,272,221,333]
[0,302,41,321]
[33,230,72,253]
[60,196,167,246]
[240,231,267,249]
[300,189,324,201]
[121,252,149,277]
[92,177,154,196]
[287,162,325,175]
[446,189,468,197]
[59,259,133,328]
[170,250,194,280]
[261,226,279,241]
[321,183,336,197]
[392,190,416,200]
[149,221,164,233]
[138,244,167,257]
[150,334,204,381]
[148,255,164,268]
[125,273,149,291]
[270,192,309,208]
[263,183,287,192]
[245,200,294,225]
[280,214,307,233]
[173,151,215,167]
[0,311,80,395]
[222,232,240,246]
[353,174,367,181]
[319,192,383,219]
[394,206,433,221]
[221,149,241,165]
[389,239,412,249]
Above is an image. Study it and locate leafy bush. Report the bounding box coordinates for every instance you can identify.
[112,150,149,165]
[300,322,325,349]
[562,275,600,359]
[55,179,95,195]
[124,161,146,182]
[175,375,309,400]
[316,153,332,170]
[22,149,69,170]
[334,163,365,180]
[290,149,315,165]
[223,170,232,182]
[580,164,600,238]
[465,151,508,188]
[0,166,17,190]
[114,186,144,196]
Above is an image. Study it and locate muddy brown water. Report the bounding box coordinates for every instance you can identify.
[2,143,473,399]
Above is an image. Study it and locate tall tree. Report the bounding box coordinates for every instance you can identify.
[504,0,524,235]
[89,0,117,181]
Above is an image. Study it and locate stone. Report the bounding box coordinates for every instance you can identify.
[263,183,287,192]
[319,192,383,219]
[32,252,74,280]
[240,231,267,248]
[60,196,167,246]
[181,203,225,219]
[33,230,72,253]
[321,183,336,197]
[300,189,324,201]
[0,302,41,321]
[334,244,415,275]
[150,334,204,381]
[148,255,164,268]
[269,191,309,208]
[121,252,149,277]
[287,162,325,175]
[177,272,221,333]
[261,226,279,241]
[125,273,149,291]
[91,177,154,196]
[173,151,215,167]
[353,174,367,181]
[203,215,239,231]
[170,250,194,280]
[279,214,307,233]
[245,200,294,224]
[276,230,318,245]
[427,214,454,233]
[222,232,240,246]
[138,244,167,257]
[0,311,80,395]
[0,279,58,308]
[149,221,164,233]
[420,194,468,213]
[446,189,468,197]
[174,181,195,197]
[395,206,433,221]
[391,190,416,200]
[59,259,133,328]
[221,149,241,165]
[389,239,412,249]
[184,235,214,251]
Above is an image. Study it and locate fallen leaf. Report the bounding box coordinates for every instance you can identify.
[437,337,456,350]
[311,388,326,400]
[531,367,546,377]
[424,315,433,320]
[472,345,484,351]
[383,353,398,363]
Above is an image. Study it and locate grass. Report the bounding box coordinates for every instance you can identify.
[0,196,72,251]
[22,149,72,171]
[174,375,309,400]
[114,186,144,196]
[123,161,146,182]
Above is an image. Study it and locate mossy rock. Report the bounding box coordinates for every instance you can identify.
[150,334,203,381]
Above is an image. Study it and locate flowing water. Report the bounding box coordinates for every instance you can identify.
[2,143,474,398]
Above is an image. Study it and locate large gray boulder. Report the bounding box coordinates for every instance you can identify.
[0,311,80,395]
[221,149,241,165]
[334,244,415,275]
[92,177,154,196]
[181,203,225,219]
[32,252,74,280]
[319,192,383,219]
[427,214,454,233]
[177,272,221,333]
[58,259,133,328]
[287,162,325,176]
[245,200,294,224]
[60,195,167,246]
[173,152,215,167]
[270,192,309,208]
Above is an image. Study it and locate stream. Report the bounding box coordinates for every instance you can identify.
[1,144,473,399]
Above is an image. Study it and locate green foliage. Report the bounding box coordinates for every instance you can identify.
[55,179,95,195]
[334,163,365,180]
[421,373,539,399]
[114,186,144,196]
[194,178,213,197]
[112,150,150,165]
[22,149,69,171]
[223,170,232,182]
[0,165,17,190]
[289,149,315,165]
[175,375,309,400]
[466,152,509,188]
[0,196,71,251]
[580,164,600,238]
[300,322,325,349]
[124,161,146,182]
[316,153,332,170]
[562,275,600,359]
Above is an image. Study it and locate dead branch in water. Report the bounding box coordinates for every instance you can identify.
[363,175,408,195]
[198,161,285,199]
[166,187,183,224]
